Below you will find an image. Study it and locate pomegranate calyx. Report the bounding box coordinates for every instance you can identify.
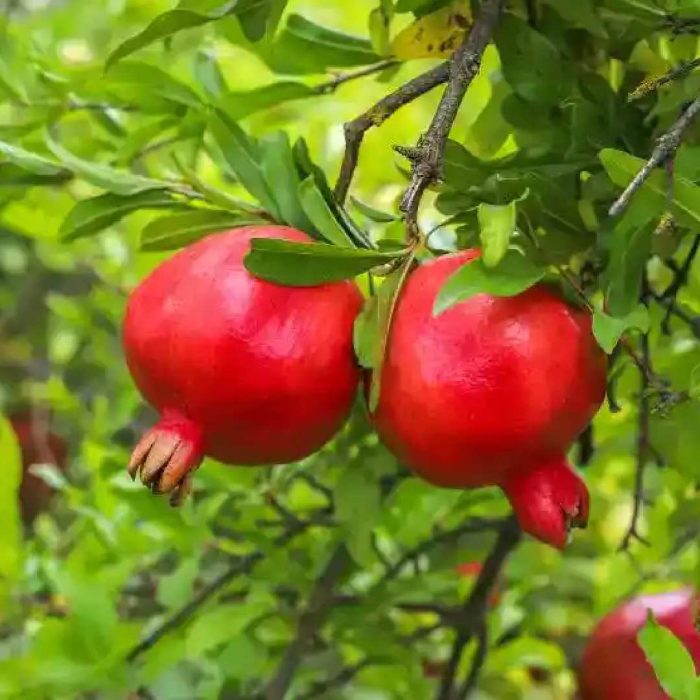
[501,455,590,550]
[127,413,204,506]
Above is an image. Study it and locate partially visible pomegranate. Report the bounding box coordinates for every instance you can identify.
[578,588,700,699]
[9,412,67,523]
[370,250,606,549]
[123,226,363,503]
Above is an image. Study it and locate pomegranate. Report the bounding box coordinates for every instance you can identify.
[578,588,700,699]
[124,226,362,503]
[370,250,606,549]
[9,412,67,523]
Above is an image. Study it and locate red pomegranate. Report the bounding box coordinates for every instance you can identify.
[370,250,606,549]
[9,413,67,523]
[578,588,700,699]
[124,226,363,503]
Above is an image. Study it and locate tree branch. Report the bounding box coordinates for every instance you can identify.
[397,0,505,239]
[383,517,507,581]
[436,516,521,700]
[314,59,400,95]
[334,62,451,203]
[298,659,374,700]
[456,622,489,700]
[265,544,352,700]
[659,234,700,334]
[620,282,652,551]
[609,96,700,217]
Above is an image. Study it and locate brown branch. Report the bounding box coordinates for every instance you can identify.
[397,0,505,239]
[436,516,521,700]
[659,234,700,334]
[609,96,700,217]
[629,57,700,101]
[334,62,451,203]
[265,544,352,700]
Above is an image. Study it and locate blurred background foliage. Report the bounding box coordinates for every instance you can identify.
[0,0,699,698]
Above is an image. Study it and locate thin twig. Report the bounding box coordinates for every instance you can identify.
[383,517,506,581]
[659,234,700,334]
[620,280,652,551]
[398,0,505,239]
[609,96,700,217]
[265,545,352,700]
[456,622,489,699]
[334,62,451,203]
[628,57,700,101]
[298,659,374,700]
[436,516,521,700]
[314,59,400,95]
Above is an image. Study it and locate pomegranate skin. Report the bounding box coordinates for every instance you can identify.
[124,226,363,500]
[9,414,67,524]
[578,589,700,699]
[371,250,606,548]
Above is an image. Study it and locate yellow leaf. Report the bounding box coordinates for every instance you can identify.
[391,1,472,60]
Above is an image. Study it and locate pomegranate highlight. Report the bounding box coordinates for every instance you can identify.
[370,250,606,549]
[9,412,67,524]
[578,588,700,699]
[124,226,362,503]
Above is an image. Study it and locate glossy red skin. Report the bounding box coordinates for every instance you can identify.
[9,416,67,524]
[124,226,363,467]
[371,250,606,546]
[579,589,700,699]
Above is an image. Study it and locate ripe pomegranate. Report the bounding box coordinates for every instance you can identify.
[370,250,606,549]
[9,412,67,523]
[124,226,362,503]
[578,588,700,699]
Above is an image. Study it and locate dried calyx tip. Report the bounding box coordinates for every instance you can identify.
[127,415,203,506]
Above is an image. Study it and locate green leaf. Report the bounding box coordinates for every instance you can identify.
[259,132,313,232]
[0,417,22,602]
[478,200,517,267]
[46,133,168,196]
[638,611,699,700]
[219,82,314,121]
[105,3,238,69]
[299,178,355,248]
[140,210,259,251]
[334,466,381,567]
[60,191,178,241]
[157,557,199,609]
[259,14,380,75]
[600,148,700,229]
[244,238,402,286]
[209,112,279,218]
[592,304,650,354]
[434,251,546,316]
[0,140,68,176]
[355,253,416,411]
[235,0,289,41]
[351,196,398,223]
[194,50,227,99]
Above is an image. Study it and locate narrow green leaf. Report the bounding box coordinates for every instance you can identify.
[46,132,168,196]
[218,82,314,121]
[236,0,289,41]
[592,304,650,354]
[60,191,178,241]
[244,238,402,286]
[106,3,238,69]
[209,112,279,218]
[334,466,381,567]
[355,253,416,411]
[638,611,698,700]
[260,132,313,232]
[299,178,355,248]
[141,210,260,251]
[351,196,398,223]
[0,140,67,176]
[478,201,517,268]
[0,417,22,599]
[434,251,546,316]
